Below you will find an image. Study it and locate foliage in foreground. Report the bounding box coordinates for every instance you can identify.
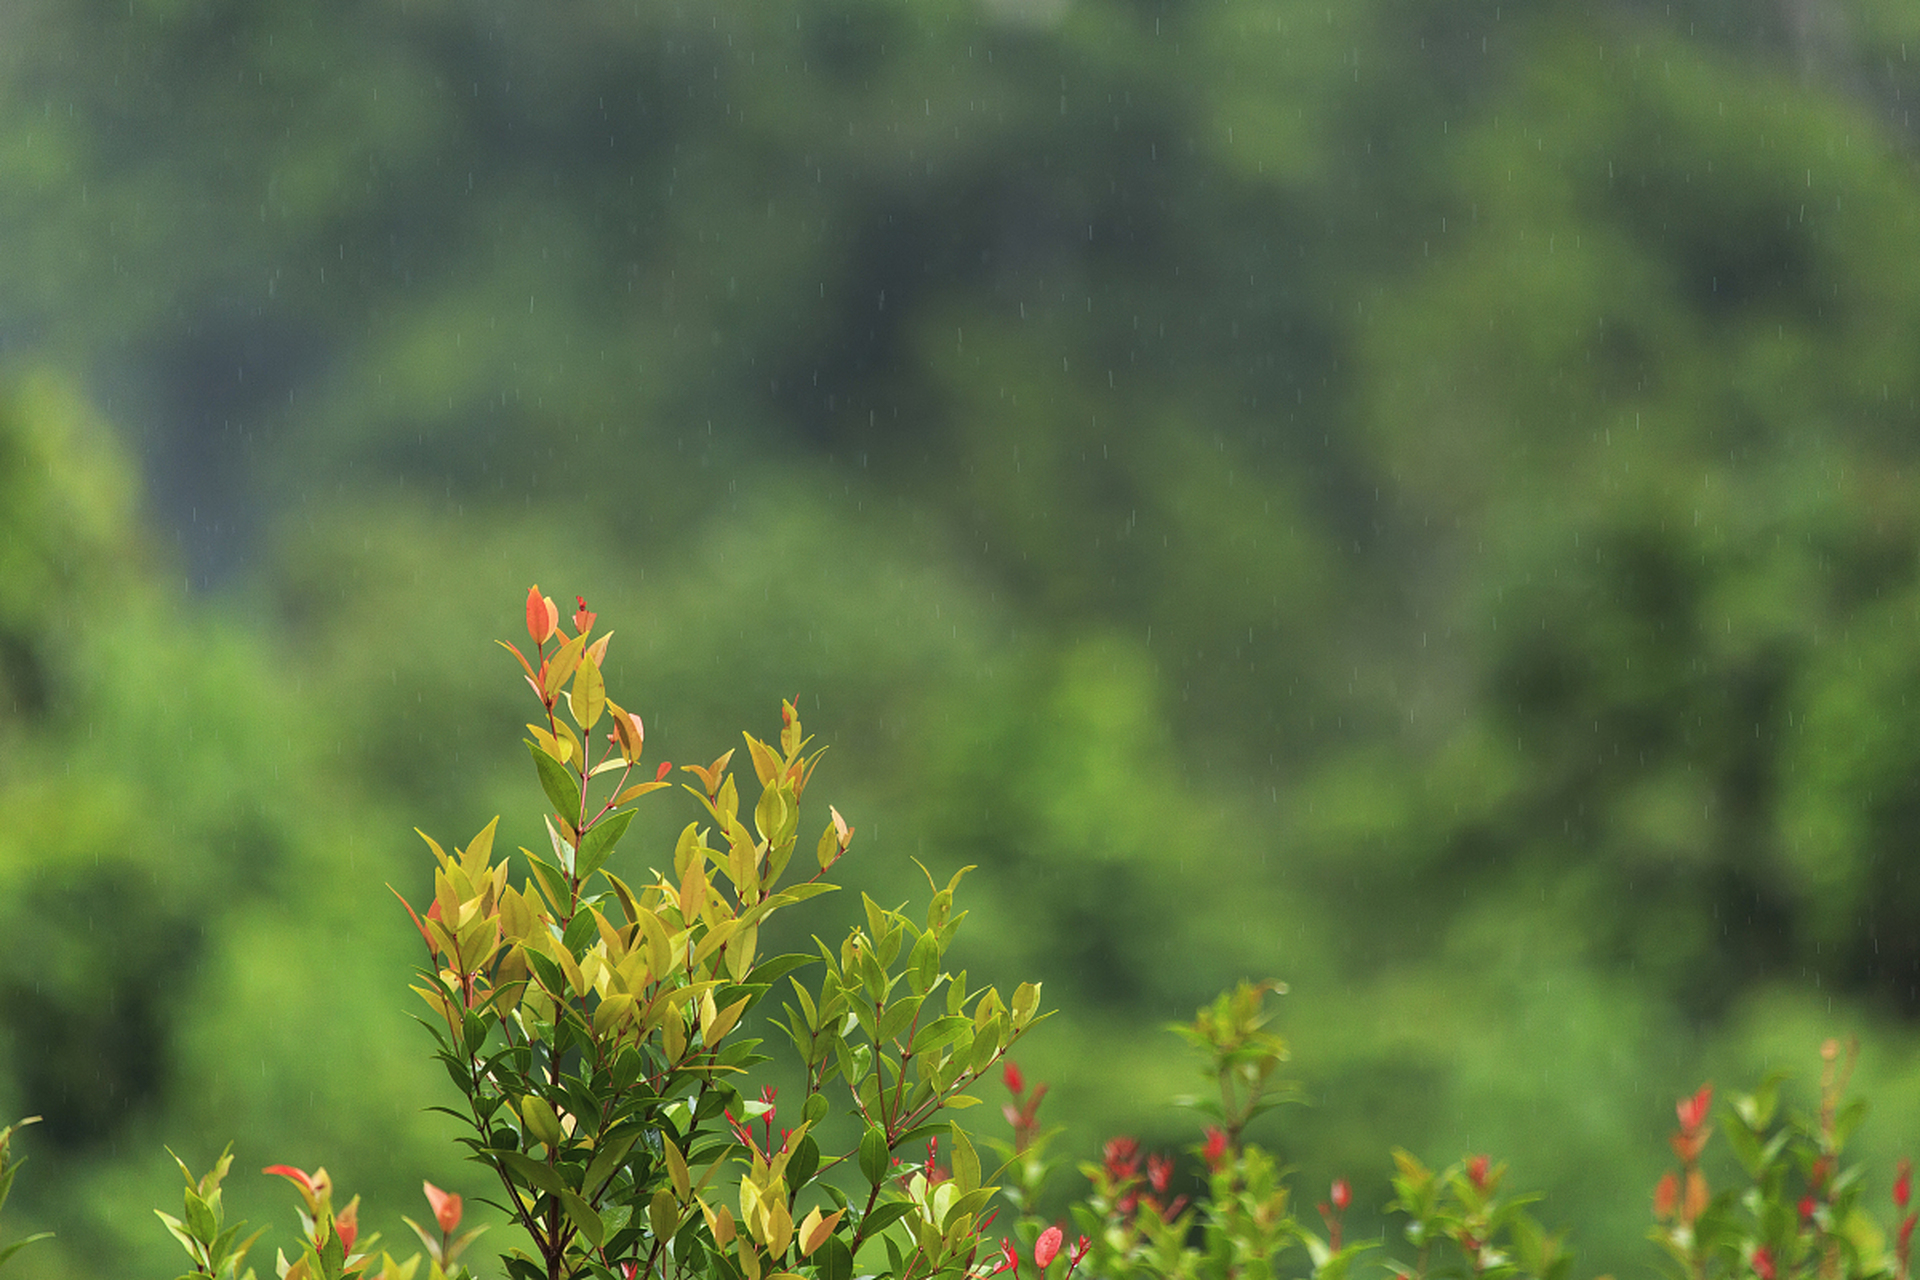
[0,590,1912,1280]
[137,585,1040,1280]
[986,983,1915,1280]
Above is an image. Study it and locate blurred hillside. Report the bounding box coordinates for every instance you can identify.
[5,0,1920,1275]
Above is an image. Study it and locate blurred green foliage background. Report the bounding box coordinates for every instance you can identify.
[5,0,1920,1275]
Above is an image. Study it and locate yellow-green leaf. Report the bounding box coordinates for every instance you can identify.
[743,733,782,787]
[519,1096,565,1149]
[568,652,606,730]
[663,1136,692,1201]
[461,816,500,877]
[542,632,588,700]
[559,1189,604,1248]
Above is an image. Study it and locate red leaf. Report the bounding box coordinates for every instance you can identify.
[334,1198,359,1256]
[423,1180,462,1235]
[526,586,556,645]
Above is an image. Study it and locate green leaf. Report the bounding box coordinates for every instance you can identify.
[576,807,636,881]
[649,1189,680,1243]
[968,1016,1004,1075]
[518,1095,566,1149]
[1010,982,1041,1028]
[761,882,838,911]
[318,1224,347,1278]
[1721,1115,1765,1177]
[0,1233,53,1268]
[907,931,940,997]
[863,1202,914,1236]
[754,782,791,848]
[787,1133,821,1191]
[493,1149,568,1195]
[947,1125,980,1194]
[583,1129,640,1193]
[743,954,816,993]
[155,1209,197,1258]
[877,995,924,1045]
[183,1189,217,1244]
[859,1124,891,1187]
[559,1189,606,1248]
[527,741,583,822]
[818,1236,854,1280]
[910,1015,971,1058]
[523,850,572,915]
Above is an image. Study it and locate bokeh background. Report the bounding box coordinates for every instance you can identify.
[5,0,1920,1274]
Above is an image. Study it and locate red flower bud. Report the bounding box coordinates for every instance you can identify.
[1467,1155,1491,1191]
[656,760,673,782]
[1202,1127,1230,1173]
[1799,1196,1816,1224]
[1035,1226,1063,1269]
[1896,1159,1912,1210]
[1677,1084,1713,1137]
[1331,1178,1352,1211]
[1147,1154,1173,1196]
[1754,1246,1776,1280]
[1004,1061,1025,1097]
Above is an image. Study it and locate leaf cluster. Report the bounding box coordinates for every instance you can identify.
[1651,1040,1906,1280]
[397,588,1047,1280]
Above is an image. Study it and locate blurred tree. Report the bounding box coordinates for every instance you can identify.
[5,0,1920,1277]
